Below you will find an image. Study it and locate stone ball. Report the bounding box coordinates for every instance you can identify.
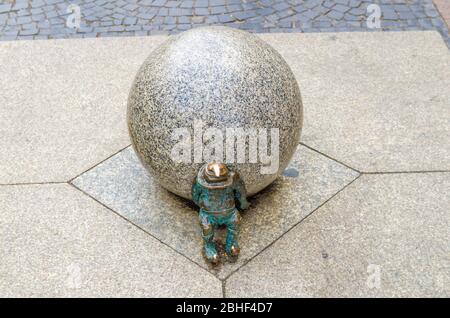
[127,26,303,200]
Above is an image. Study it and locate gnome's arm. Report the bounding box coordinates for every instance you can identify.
[191,180,202,207]
[233,173,250,210]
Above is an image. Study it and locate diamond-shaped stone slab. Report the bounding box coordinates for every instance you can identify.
[72,145,359,278]
[260,31,450,172]
[0,184,221,297]
[226,173,450,297]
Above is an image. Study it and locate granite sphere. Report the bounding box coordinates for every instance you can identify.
[128,26,303,200]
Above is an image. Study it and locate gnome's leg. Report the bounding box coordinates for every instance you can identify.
[199,211,218,264]
[225,209,241,257]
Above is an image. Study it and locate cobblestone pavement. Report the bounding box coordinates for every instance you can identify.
[0,0,449,47]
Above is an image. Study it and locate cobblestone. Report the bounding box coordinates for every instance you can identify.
[0,0,448,48]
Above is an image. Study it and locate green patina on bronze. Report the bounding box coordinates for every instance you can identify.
[192,162,249,264]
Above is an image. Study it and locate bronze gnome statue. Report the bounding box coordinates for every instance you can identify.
[192,162,249,264]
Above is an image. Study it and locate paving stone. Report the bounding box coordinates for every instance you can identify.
[178,16,190,24]
[211,5,226,14]
[0,184,221,297]
[398,11,416,20]
[31,14,47,22]
[226,173,450,297]
[123,16,137,25]
[233,11,257,20]
[205,15,219,23]
[31,0,45,8]
[348,7,365,16]
[333,4,350,13]
[2,28,18,36]
[394,4,411,12]
[77,26,95,33]
[109,25,125,32]
[241,2,258,10]
[191,16,205,24]
[123,4,139,11]
[313,20,332,28]
[381,6,398,20]
[348,0,361,8]
[412,9,428,19]
[152,0,166,6]
[277,9,295,19]
[168,7,183,16]
[344,12,362,21]
[12,1,29,11]
[425,7,440,18]
[327,10,344,20]
[196,0,209,8]
[180,0,194,9]
[22,22,38,30]
[17,16,32,24]
[194,7,209,15]
[292,4,307,13]
[0,35,167,184]
[260,0,274,6]
[37,20,50,28]
[47,10,59,19]
[17,8,31,17]
[180,8,193,15]
[136,12,156,19]
[273,2,291,11]
[260,31,450,172]
[418,19,433,30]
[431,17,446,28]
[73,145,359,279]
[47,0,64,5]
[225,3,240,11]
[17,35,34,40]
[210,0,226,6]
[257,7,275,16]
[218,14,236,23]
[0,4,12,14]
[303,8,321,19]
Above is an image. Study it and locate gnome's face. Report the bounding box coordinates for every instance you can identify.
[204,162,229,183]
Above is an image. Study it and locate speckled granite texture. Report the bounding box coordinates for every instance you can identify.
[128,26,303,199]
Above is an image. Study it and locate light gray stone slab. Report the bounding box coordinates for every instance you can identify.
[0,184,221,297]
[226,173,450,297]
[72,145,359,278]
[259,31,450,172]
[0,36,166,184]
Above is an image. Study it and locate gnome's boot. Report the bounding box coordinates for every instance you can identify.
[200,214,219,264]
[225,210,241,257]
[203,232,219,264]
